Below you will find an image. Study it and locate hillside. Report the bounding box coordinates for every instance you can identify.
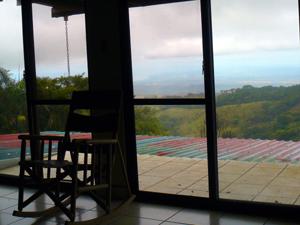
[152,84,300,141]
[1,65,299,142]
[216,85,300,141]
[156,107,205,137]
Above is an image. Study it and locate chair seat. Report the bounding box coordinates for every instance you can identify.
[20,160,73,168]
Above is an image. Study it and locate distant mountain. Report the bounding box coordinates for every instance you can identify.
[132,48,300,97]
[133,72,204,97]
[134,81,204,97]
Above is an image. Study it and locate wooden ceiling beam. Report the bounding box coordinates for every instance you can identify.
[129,0,191,7]
[32,0,84,11]
[31,0,192,17]
[51,6,83,18]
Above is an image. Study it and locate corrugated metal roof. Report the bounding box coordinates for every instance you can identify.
[0,132,91,160]
[136,135,300,164]
[1,133,300,164]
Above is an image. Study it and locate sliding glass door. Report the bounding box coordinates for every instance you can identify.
[212,0,300,205]
[129,0,209,197]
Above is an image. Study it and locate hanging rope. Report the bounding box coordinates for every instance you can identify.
[64,16,71,77]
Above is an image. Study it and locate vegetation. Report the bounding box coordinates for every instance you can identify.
[135,106,170,136]
[0,67,27,134]
[1,65,300,142]
[36,74,88,131]
[0,67,88,134]
[152,85,300,141]
[216,85,300,141]
[36,74,88,99]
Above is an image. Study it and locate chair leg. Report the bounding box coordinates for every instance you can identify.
[55,167,61,198]
[13,166,75,219]
[26,168,74,220]
[71,146,79,221]
[106,145,112,214]
[18,164,25,212]
[17,139,28,212]
[117,141,132,197]
[91,145,96,186]
[56,140,66,198]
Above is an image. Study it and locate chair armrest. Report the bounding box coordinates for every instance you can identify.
[17,135,66,162]
[18,135,66,141]
[72,139,118,145]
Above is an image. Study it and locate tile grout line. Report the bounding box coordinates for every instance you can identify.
[137,157,176,176]
[142,158,202,193]
[253,163,289,202]
[218,162,258,195]
[158,207,185,225]
[178,159,211,195]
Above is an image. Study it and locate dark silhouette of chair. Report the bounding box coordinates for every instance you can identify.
[13,90,135,225]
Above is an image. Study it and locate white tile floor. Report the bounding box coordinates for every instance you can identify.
[137,155,300,205]
[3,154,300,204]
[1,183,300,225]
[2,154,300,224]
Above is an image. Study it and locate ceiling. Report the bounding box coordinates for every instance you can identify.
[31,0,192,18]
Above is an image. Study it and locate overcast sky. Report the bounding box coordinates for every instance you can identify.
[0,0,299,88]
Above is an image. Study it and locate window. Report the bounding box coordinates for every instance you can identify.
[212,0,300,204]
[0,1,27,174]
[32,3,88,100]
[129,1,208,196]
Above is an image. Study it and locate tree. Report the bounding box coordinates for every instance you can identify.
[36,74,88,99]
[0,68,89,134]
[199,112,234,138]
[0,67,12,88]
[36,74,88,131]
[135,106,169,136]
[0,67,27,134]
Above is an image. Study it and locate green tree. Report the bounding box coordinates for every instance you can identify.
[36,74,88,131]
[0,67,27,134]
[199,112,234,138]
[36,74,88,99]
[0,68,89,134]
[0,67,12,88]
[135,106,169,136]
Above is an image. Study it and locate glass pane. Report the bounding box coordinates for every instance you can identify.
[32,3,88,99]
[212,0,300,204]
[136,105,208,197]
[0,1,28,175]
[0,1,27,175]
[129,1,204,98]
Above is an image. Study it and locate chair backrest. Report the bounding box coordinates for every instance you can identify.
[64,90,123,141]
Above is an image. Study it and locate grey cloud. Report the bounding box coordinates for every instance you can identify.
[32,4,87,73]
[0,2,87,77]
[130,0,299,59]
[129,0,202,59]
[211,0,299,53]
[145,37,202,58]
[1,0,299,77]
[0,1,23,74]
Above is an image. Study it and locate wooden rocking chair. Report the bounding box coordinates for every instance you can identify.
[13,90,135,225]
